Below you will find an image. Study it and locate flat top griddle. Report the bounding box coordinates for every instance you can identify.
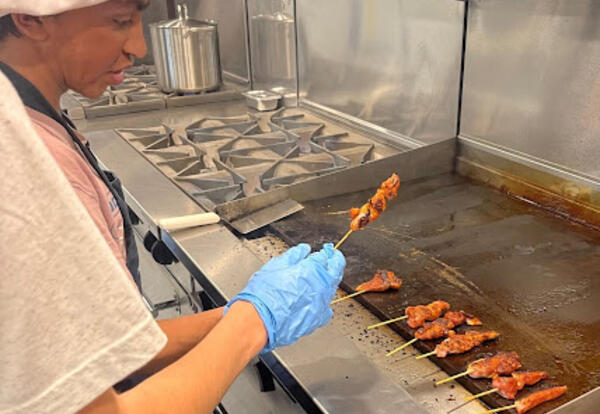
[270,173,600,413]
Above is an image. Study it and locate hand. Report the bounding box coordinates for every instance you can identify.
[225,243,345,352]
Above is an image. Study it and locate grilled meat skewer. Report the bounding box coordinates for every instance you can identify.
[406,300,451,329]
[349,173,400,231]
[514,386,567,414]
[466,371,548,401]
[415,311,482,340]
[355,269,402,292]
[483,386,568,414]
[368,300,451,330]
[436,352,521,385]
[469,352,522,378]
[417,330,500,359]
[380,173,401,200]
[387,310,482,357]
[493,371,549,400]
[331,270,401,304]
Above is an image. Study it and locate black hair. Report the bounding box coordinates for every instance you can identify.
[0,15,21,41]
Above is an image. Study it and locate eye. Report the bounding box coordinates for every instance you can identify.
[113,18,133,29]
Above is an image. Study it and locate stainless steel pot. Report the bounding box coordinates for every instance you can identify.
[250,12,295,83]
[149,4,222,93]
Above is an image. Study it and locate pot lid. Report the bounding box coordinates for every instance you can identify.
[252,12,293,22]
[155,3,217,30]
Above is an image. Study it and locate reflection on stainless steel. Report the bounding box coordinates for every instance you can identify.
[139,0,169,65]
[186,0,250,83]
[242,90,282,111]
[250,12,296,85]
[247,0,297,91]
[60,65,244,120]
[296,0,464,145]
[115,107,400,215]
[271,170,600,413]
[548,387,600,414]
[460,0,600,179]
[270,86,297,107]
[150,4,222,93]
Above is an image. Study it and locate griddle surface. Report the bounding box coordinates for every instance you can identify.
[270,173,600,413]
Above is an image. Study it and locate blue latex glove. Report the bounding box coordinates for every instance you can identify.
[225,243,345,352]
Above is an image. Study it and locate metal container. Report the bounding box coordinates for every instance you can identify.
[149,4,222,93]
[242,90,281,111]
[270,86,297,107]
[250,12,295,83]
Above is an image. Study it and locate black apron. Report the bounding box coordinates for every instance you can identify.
[1,62,141,289]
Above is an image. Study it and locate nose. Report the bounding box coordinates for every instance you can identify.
[124,18,147,59]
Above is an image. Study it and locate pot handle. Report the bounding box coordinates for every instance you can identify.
[177,3,189,20]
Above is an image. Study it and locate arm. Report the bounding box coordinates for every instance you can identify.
[131,307,223,376]
[79,243,345,414]
[78,301,266,414]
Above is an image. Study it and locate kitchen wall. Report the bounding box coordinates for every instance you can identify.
[139,0,169,64]
[296,0,465,146]
[460,0,600,180]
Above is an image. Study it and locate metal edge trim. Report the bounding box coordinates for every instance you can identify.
[223,70,250,85]
[459,134,600,191]
[299,100,426,150]
[546,386,600,414]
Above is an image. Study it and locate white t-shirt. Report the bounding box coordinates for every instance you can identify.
[0,72,167,414]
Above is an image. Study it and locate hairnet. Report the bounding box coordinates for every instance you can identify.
[0,0,110,17]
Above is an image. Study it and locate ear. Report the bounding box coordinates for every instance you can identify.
[10,14,49,41]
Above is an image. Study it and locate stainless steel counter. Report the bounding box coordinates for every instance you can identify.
[82,104,481,413]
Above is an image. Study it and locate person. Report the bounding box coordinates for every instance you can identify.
[0,68,346,413]
[0,0,152,288]
[0,1,347,413]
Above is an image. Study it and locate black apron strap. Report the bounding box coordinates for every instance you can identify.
[1,62,141,289]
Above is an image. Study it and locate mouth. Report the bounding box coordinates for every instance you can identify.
[107,65,132,85]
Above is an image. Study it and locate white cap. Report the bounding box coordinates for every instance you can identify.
[0,0,109,17]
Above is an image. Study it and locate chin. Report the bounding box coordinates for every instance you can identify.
[75,83,108,99]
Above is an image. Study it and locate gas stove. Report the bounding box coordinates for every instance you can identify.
[115,107,400,214]
[60,65,246,120]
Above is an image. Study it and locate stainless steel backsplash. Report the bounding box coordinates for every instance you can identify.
[460,0,600,180]
[296,0,464,146]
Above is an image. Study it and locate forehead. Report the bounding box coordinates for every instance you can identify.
[109,0,150,12]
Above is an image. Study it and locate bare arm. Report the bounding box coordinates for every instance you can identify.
[132,307,223,376]
[78,301,266,414]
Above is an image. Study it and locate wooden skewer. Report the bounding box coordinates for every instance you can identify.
[435,369,474,385]
[367,315,408,330]
[480,404,516,414]
[334,229,353,250]
[465,388,497,402]
[415,350,436,360]
[386,338,417,356]
[330,290,365,304]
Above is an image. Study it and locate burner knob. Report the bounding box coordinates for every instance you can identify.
[143,231,158,252]
[151,240,177,265]
[255,361,275,393]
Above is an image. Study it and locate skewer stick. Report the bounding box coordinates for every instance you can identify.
[330,290,365,304]
[386,338,417,356]
[465,388,497,402]
[480,404,516,414]
[435,369,474,385]
[334,229,353,250]
[367,315,408,330]
[415,350,437,360]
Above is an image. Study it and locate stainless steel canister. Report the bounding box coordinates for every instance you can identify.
[250,12,295,83]
[149,4,222,93]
